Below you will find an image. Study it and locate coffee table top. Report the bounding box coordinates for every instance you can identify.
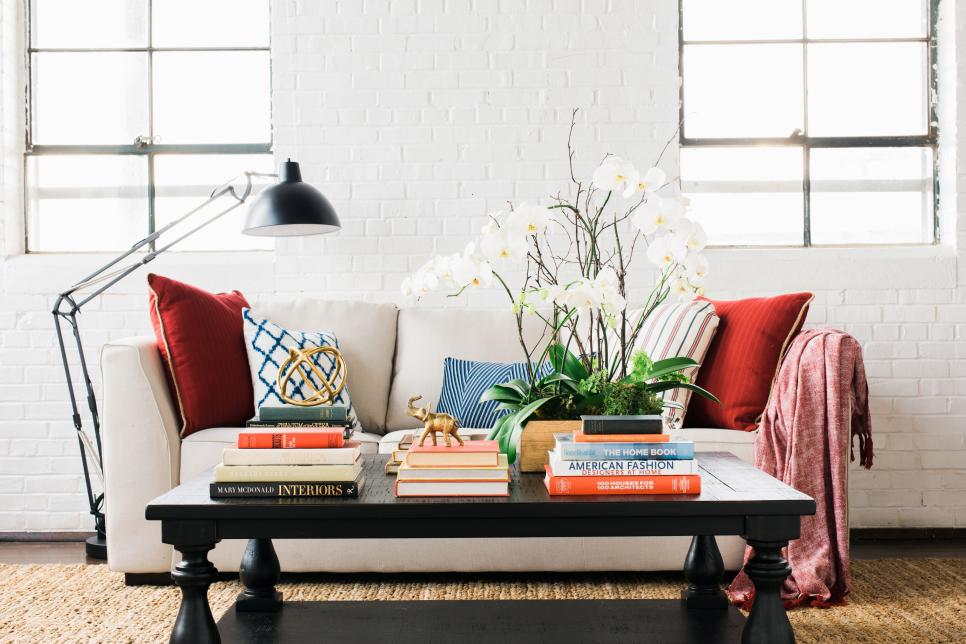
[146,452,815,523]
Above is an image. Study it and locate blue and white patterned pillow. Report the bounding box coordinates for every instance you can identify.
[242,309,360,431]
[436,357,552,429]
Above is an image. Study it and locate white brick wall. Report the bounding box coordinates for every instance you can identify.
[0,0,964,532]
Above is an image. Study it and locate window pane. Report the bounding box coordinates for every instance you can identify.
[810,147,933,244]
[682,0,802,41]
[682,44,803,138]
[32,52,148,145]
[153,52,271,144]
[152,0,270,48]
[807,43,927,137]
[154,154,275,251]
[26,155,148,252]
[31,0,147,48]
[807,0,928,39]
[681,147,804,246]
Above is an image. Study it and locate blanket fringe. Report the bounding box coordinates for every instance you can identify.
[728,589,849,612]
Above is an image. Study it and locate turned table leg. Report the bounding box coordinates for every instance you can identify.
[170,544,220,644]
[742,540,794,644]
[682,535,729,609]
[236,538,283,612]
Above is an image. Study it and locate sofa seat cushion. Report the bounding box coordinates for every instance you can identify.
[180,427,382,481]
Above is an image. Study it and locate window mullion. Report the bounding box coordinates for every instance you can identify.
[801,0,810,247]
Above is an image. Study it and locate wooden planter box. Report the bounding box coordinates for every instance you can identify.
[518,420,580,472]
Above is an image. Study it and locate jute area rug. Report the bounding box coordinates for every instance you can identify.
[1,559,963,643]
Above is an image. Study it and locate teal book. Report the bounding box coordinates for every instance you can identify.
[555,434,694,461]
[258,405,347,422]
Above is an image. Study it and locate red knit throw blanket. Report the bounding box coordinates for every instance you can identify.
[728,328,873,609]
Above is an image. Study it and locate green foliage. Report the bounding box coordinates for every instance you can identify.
[599,381,663,416]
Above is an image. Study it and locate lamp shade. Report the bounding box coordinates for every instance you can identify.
[242,160,341,236]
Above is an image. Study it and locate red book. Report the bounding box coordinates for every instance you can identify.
[543,465,701,496]
[238,428,344,449]
[573,432,671,443]
[406,440,499,467]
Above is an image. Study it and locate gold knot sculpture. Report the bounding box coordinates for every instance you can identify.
[407,395,463,447]
[276,346,347,407]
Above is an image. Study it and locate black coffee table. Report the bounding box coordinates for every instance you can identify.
[145,452,815,644]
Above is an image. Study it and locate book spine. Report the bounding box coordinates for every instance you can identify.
[237,432,344,449]
[550,458,697,476]
[258,406,347,422]
[573,433,671,443]
[246,420,349,428]
[214,463,359,482]
[210,480,361,498]
[582,418,663,435]
[557,442,694,460]
[544,471,701,495]
[222,448,357,466]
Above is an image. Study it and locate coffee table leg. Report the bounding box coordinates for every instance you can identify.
[170,544,220,644]
[741,539,794,644]
[682,535,728,609]
[236,538,283,612]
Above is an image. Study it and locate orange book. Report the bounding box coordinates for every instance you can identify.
[543,465,701,496]
[406,440,499,467]
[238,428,344,449]
[573,432,671,443]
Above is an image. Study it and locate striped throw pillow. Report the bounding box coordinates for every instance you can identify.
[436,357,551,429]
[633,300,720,427]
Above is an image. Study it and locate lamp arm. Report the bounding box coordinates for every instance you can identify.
[50,169,272,552]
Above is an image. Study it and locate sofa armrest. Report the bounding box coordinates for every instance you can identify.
[101,336,181,573]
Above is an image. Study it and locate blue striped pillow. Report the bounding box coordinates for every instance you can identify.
[436,357,551,429]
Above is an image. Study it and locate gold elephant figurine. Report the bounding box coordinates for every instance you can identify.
[407,395,464,447]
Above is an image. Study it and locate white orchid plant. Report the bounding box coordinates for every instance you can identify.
[402,115,717,459]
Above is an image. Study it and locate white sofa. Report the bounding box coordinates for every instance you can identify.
[102,299,761,577]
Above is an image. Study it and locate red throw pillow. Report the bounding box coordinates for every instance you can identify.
[685,292,813,431]
[148,273,253,437]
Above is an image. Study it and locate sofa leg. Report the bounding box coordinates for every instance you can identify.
[125,572,174,586]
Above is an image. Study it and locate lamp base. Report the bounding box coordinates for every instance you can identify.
[86,534,107,560]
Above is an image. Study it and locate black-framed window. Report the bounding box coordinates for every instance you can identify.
[25,0,273,253]
[678,0,937,247]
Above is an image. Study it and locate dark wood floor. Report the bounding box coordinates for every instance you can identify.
[1,538,963,566]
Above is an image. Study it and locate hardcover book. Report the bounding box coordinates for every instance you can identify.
[405,440,500,467]
[555,434,694,461]
[246,419,350,429]
[237,428,345,449]
[257,405,347,422]
[543,466,701,495]
[548,452,698,476]
[222,442,361,466]
[398,454,510,481]
[580,415,664,435]
[394,479,509,497]
[210,477,364,498]
[213,461,362,483]
[573,432,671,443]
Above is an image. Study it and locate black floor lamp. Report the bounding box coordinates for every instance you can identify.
[51,160,340,559]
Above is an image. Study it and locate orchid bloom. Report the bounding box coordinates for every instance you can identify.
[632,195,684,236]
[481,228,528,263]
[670,218,708,252]
[507,203,553,236]
[592,156,637,194]
[623,166,667,198]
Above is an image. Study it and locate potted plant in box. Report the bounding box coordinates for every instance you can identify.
[402,113,717,467]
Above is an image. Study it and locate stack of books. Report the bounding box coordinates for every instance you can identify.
[246,404,352,439]
[394,440,509,497]
[210,405,364,499]
[384,432,416,475]
[543,415,700,496]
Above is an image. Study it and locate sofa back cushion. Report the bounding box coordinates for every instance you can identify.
[252,299,398,433]
[386,308,546,432]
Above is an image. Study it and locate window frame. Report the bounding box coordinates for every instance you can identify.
[23,0,273,253]
[677,0,940,247]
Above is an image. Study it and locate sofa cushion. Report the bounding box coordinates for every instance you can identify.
[386,308,547,432]
[180,426,382,482]
[687,293,812,431]
[147,273,253,437]
[242,308,361,432]
[252,299,398,433]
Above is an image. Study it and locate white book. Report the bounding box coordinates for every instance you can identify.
[214,461,362,483]
[222,445,362,466]
[548,451,698,476]
[398,454,510,481]
[394,479,509,497]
